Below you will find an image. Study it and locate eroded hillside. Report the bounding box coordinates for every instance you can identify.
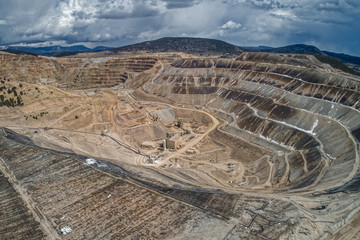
[1,50,360,239]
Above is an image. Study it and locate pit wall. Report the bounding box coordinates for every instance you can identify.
[142,54,360,192]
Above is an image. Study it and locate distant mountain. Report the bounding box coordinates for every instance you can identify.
[269,44,324,55]
[241,46,273,51]
[323,51,360,66]
[3,45,112,56]
[243,44,324,55]
[0,49,38,56]
[93,46,112,52]
[112,37,244,56]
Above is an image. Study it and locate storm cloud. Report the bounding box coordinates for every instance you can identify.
[0,0,359,55]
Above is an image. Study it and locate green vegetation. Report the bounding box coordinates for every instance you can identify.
[314,55,360,76]
[24,111,48,120]
[0,82,24,107]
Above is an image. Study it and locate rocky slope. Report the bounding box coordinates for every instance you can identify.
[140,52,360,192]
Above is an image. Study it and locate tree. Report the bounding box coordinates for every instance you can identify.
[176,119,183,128]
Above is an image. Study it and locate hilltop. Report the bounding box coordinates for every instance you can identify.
[111,37,244,56]
[244,44,324,55]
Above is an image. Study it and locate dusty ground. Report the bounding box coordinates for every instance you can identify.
[0,85,276,191]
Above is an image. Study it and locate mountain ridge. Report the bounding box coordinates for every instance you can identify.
[111,37,245,56]
[242,44,324,55]
[1,45,112,56]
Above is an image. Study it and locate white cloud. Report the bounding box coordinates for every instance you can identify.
[269,9,296,21]
[9,41,67,47]
[220,20,242,30]
[318,2,338,10]
[318,0,355,11]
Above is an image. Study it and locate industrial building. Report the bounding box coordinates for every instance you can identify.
[166,135,182,149]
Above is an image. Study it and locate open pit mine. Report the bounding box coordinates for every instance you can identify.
[1,46,360,240]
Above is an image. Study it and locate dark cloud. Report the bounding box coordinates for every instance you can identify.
[94,0,165,19]
[71,11,94,21]
[0,0,359,56]
[317,0,359,12]
[163,0,200,9]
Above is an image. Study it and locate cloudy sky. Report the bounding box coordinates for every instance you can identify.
[0,0,359,56]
